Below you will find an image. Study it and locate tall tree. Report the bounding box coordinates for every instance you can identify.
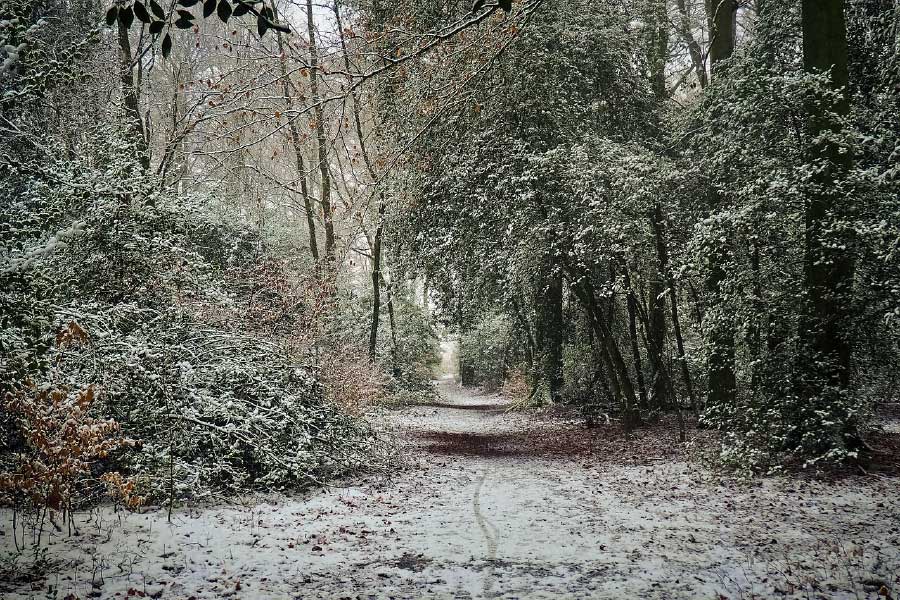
[275,6,319,261]
[675,0,708,88]
[535,259,564,402]
[644,0,673,408]
[306,0,336,265]
[334,0,394,364]
[704,0,738,413]
[117,18,149,171]
[797,0,857,444]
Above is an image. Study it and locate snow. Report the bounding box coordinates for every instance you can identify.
[2,380,898,599]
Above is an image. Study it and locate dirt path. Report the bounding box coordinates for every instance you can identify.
[3,380,899,599]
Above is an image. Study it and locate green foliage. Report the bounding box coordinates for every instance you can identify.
[323,282,441,394]
[679,3,900,466]
[1,5,382,504]
[391,297,442,388]
[459,312,513,390]
[384,0,899,469]
[105,0,291,58]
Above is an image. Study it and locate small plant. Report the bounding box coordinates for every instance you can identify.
[1,375,142,550]
[501,368,537,409]
[320,345,388,415]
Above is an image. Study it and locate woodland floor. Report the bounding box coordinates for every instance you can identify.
[2,379,900,599]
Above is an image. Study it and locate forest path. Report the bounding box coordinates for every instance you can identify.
[4,380,899,599]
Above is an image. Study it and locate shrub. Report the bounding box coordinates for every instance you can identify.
[1,381,141,551]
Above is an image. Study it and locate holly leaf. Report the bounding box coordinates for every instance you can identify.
[105,5,119,25]
[161,32,172,57]
[498,0,512,12]
[133,2,151,23]
[203,0,217,18]
[149,0,165,18]
[257,12,268,36]
[232,0,250,17]
[118,5,134,28]
[149,20,164,34]
[217,0,232,23]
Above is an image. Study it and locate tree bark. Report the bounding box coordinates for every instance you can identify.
[368,200,385,361]
[334,0,386,361]
[797,0,857,444]
[647,0,670,98]
[572,277,638,431]
[511,298,537,376]
[643,1,673,408]
[703,0,738,414]
[706,0,738,72]
[306,0,336,264]
[623,266,649,411]
[382,271,401,378]
[275,7,319,261]
[117,20,148,171]
[651,209,697,414]
[648,203,670,408]
[675,0,709,88]
[535,260,564,402]
[748,236,763,386]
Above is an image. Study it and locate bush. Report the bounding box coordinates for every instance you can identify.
[459,313,512,390]
[1,382,140,515]
[1,152,384,504]
[46,306,381,501]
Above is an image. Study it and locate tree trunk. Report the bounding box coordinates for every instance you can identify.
[706,0,738,71]
[797,0,857,445]
[117,20,148,171]
[275,7,318,261]
[588,319,622,412]
[335,0,389,361]
[368,200,385,361]
[648,204,670,407]
[382,272,401,378]
[644,0,672,408]
[748,236,763,386]
[535,261,564,402]
[623,266,649,411]
[511,298,537,376]
[705,242,736,412]
[306,0,335,264]
[703,0,738,414]
[675,0,709,88]
[633,286,677,408]
[599,344,623,412]
[572,278,638,431]
[671,284,697,415]
[651,209,697,414]
[647,0,670,98]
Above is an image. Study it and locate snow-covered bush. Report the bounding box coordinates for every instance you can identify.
[45,311,376,499]
[459,313,513,391]
[0,112,382,506]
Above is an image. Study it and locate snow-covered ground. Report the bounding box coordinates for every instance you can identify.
[2,380,899,599]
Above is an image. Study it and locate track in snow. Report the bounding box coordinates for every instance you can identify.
[2,378,899,599]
